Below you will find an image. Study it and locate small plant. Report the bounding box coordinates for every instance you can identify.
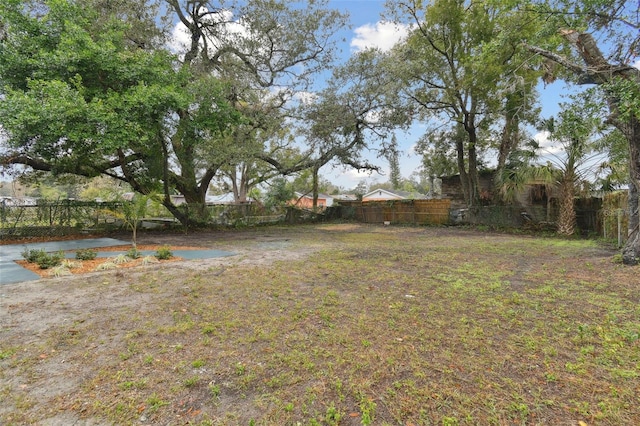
[201,324,216,335]
[0,348,16,360]
[49,265,72,277]
[146,393,169,412]
[155,245,173,260]
[75,249,97,261]
[21,248,47,263]
[95,261,118,271]
[611,253,623,264]
[35,251,64,270]
[183,376,200,387]
[111,254,130,265]
[191,359,206,368]
[126,247,142,259]
[61,259,82,269]
[208,383,221,399]
[357,394,376,426]
[141,255,159,265]
[324,403,343,425]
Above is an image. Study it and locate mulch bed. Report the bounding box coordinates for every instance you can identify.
[15,244,203,278]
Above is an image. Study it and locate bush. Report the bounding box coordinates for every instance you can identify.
[36,251,64,270]
[21,248,47,263]
[126,247,142,259]
[154,245,173,260]
[75,249,98,261]
[21,248,65,269]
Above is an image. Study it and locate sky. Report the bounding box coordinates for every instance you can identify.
[315,0,574,190]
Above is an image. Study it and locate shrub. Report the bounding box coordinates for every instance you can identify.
[95,262,117,271]
[36,251,64,270]
[126,247,142,259]
[22,248,64,269]
[21,248,47,263]
[141,255,159,265]
[155,245,173,260]
[50,265,72,277]
[75,249,98,261]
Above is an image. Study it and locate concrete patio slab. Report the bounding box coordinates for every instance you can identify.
[0,261,42,285]
[0,238,129,262]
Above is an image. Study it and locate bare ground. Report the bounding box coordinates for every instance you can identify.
[1,225,335,425]
[1,223,637,425]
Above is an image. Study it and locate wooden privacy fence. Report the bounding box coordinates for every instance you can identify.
[338,199,451,225]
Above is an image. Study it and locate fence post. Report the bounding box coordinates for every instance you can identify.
[617,209,623,248]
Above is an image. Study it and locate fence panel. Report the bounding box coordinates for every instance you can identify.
[599,208,630,247]
[338,199,451,225]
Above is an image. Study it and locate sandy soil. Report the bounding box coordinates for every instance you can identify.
[1,226,321,424]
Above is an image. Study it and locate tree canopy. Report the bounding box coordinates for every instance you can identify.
[382,0,542,207]
[0,0,348,226]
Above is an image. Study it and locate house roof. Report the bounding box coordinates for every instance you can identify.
[363,188,426,200]
[333,194,358,201]
[206,192,255,204]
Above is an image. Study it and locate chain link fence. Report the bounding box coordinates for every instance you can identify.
[1,200,127,239]
[0,199,287,240]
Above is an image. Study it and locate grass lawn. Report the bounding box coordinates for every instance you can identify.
[1,224,638,425]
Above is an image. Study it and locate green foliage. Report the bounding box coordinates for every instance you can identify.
[263,178,294,209]
[383,0,542,206]
[21,248,48,264]
[20,248,66,270]
[154,245,172,260]
[75,249,97,261]
[126,247,142,259]
[0,0,348,229]
[111,192,160,247]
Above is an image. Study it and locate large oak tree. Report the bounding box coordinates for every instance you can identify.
[0,0,347,226]
[385,0,541,207]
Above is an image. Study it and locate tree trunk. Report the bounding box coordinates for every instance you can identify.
[463,117,480,207]
[455,130,470,206]
[556,177,576,235]
[495,98,521,202]
[622,117,640,264]
[312,166,319,209]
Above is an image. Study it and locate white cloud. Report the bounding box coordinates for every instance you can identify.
[534,130,563,155]
[534,130,551,147]
[634,59,640,70]
[350,21,410,52]
[167,22,190,54]
[293,91,318,105]
[166,9,249,58]
[327,167,377,189]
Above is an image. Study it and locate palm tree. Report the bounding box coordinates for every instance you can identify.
[500,93,606,235]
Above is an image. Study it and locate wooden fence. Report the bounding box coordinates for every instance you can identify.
[337,199,451,225]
